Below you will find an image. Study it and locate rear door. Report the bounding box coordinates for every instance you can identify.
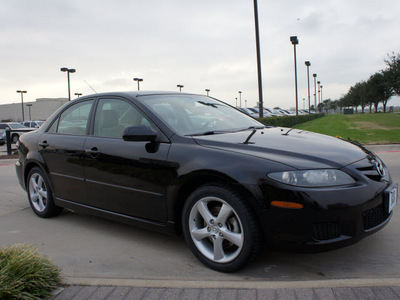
[39,99,94,203]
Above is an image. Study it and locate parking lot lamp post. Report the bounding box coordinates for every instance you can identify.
[320,85,323,103]
[60,67,76,101]
[305,61,311,113]
[133,78,143,91]
[205,89,210,96]
[253,0,264,118]
[238,91,242,107]
[16,90,27,121]
[177,84,184,92]
[74,93,82,98]
[26,104,32,120]
[313,74,317,111]
[290,36,299,115]
[317,81,321,105]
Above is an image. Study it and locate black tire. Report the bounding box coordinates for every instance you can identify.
[182,184,261,272]
[27,167,63,218]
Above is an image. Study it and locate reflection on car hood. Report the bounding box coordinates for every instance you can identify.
[192,127,371,169]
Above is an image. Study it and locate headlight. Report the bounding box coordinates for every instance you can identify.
[267,169,355,187]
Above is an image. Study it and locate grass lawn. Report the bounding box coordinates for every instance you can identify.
[293,113,400,144]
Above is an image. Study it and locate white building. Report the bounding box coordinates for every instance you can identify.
[0,98,68,122]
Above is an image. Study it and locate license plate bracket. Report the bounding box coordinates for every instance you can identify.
[387,184,398,214]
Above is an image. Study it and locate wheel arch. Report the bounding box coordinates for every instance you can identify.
[23,160,49,189]
[171,170,261,234]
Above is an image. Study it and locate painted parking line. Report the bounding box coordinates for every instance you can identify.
[374,151,400,154]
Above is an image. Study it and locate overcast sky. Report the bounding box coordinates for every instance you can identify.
[1,0,400,109]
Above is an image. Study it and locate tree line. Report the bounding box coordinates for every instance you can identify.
[315,52,400,113]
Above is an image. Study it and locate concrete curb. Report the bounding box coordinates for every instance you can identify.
[62,276,400,289]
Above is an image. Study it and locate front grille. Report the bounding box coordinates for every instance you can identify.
[362,204,389,230]
[356,165,382,182]
[312,223,341,240]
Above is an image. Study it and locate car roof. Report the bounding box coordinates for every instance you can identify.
[75,91,203,101]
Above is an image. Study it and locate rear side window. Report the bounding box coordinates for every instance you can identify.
[48,100,94,135]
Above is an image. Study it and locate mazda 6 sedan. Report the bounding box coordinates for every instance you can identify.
[15,91,397,272]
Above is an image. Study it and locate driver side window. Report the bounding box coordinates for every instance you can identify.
[93,98,151,138]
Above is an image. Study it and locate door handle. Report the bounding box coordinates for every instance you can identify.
[85,147,101,158]
[39,141,49,148]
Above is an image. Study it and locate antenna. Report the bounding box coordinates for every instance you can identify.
[84,80,98,93]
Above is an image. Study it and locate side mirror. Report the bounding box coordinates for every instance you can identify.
[122,126,158,142]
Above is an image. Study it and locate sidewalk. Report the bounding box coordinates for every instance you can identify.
[52,284,400,299]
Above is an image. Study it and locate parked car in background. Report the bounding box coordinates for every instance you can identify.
[238,107,259,118]
[249,107,273,117]
[22,121,44,128]
[0,130,5,145]
[15,91,397,272]
[0,122,33,143]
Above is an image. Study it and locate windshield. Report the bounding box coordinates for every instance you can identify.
[140,95,264,136]
[9,123,27,129]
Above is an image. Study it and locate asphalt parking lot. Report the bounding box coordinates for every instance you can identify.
[0,144,399,299]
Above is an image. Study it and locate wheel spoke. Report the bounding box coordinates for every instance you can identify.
[30,177,38,190]
[37,196,46,211]
[221,229,243,247]
[215,203,233,225]
[191,227,210,241]
[196,200,214,223]
[31,192,39,202]
[213,237,225,261]
[38,189,47,199]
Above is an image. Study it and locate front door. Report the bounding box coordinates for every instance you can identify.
[83,97,173,222]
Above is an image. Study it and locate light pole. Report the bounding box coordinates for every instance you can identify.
[317,81,321,105]
[74,93,82,98]
[16,90,27,121]
[235,98,238,107]
[245,100,247,108]
[320,85,323,103]
[133,78,143,91]
[305,61,311,113]
[313,74,317,111]
[253,0,264,118]
[177,84,184,92]
[290,36,299,115]
[60,67,76,101]
[303,98,305,110]
[26,104,32,120]
[238,91,242,107]
[205,89,210,96]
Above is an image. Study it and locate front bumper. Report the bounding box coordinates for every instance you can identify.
[257,159,395,251]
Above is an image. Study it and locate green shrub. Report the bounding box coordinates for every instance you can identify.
[258,113,324,127]
[0,244,61,300]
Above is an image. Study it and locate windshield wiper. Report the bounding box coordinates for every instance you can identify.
[187,126,266,137]
[187,130,234,136]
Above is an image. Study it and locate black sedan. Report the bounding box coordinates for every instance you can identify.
[15,91,397,272]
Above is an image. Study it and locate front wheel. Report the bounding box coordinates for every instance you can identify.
[27,167,63,218]
[182,184,261,272]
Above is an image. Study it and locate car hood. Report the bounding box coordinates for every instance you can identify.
[192,127,371,169]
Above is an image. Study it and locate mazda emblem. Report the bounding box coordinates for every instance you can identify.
[375,161,385,177]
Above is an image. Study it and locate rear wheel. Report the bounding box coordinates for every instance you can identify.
[27,167,63,218]
[182,184,261,272]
